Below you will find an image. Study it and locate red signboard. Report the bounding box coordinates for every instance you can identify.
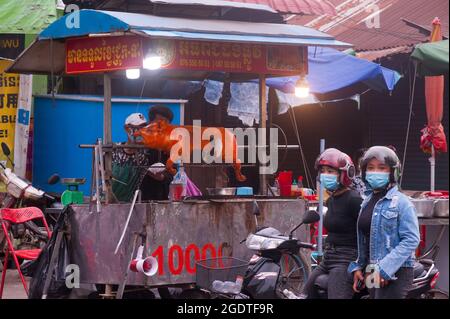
[66,36,143,74]
[65,36,307,75]
[151,39,307,75]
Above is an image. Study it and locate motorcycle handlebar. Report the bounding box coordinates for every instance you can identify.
[44,193,56,202]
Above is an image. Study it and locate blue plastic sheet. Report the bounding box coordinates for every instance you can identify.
[265,47,401,95]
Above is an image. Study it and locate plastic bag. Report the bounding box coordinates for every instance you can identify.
[27,206,72,299]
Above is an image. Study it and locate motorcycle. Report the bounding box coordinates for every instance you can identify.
[312,224,447,299]
[0,142,60,265]
[241,203,320,299]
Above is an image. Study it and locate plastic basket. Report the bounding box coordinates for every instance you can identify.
[196,257,248,291]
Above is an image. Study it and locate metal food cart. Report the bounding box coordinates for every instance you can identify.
[8,4,350,294]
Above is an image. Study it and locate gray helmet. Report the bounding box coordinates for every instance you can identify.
[360,146,401,184]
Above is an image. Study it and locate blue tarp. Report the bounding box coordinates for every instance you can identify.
[265,47,401,95]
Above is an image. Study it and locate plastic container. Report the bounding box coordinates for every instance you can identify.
[236,187,253,196]
[277,171,293,185]
[169,183,185,201]
[280,185,292,196]
[196,257,248,294]
[169,162,187,201]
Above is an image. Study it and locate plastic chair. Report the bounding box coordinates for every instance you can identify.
[0,207,51,298]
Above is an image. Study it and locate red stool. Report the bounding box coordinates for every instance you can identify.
[0,207,51,298]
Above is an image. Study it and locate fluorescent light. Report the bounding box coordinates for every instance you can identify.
[126,69,140,79]
[143,56,162,70]
[295,76,310,98]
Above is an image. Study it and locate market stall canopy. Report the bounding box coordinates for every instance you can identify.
[264,47,401,95]
[8,9,350,75]
[411,40,449,76]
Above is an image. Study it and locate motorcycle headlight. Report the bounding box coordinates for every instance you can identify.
[245,234,284,250]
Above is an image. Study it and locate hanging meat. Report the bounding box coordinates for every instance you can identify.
[135,120,247,182]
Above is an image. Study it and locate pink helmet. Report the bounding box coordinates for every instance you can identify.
[315,148,356,187]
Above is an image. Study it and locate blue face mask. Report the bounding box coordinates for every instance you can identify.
[366,172,390,189]
[320,174,339,191]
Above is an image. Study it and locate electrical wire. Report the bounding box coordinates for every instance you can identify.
[287,106,315,189]
[400,61,418,187]
[135,79,148,113]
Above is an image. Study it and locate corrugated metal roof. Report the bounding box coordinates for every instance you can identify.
[356,46,413,61]
[225,0,336,15]
[65,0,336,16]
[289,0,449,52]
[0,0,58,34]
[66,0,284,22]
[149,0,277,12]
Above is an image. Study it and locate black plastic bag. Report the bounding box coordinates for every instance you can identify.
[27,206,72,299]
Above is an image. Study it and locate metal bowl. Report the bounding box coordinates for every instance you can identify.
[411,199,435,218]
[433,199,449,218]
[206,187,237,196]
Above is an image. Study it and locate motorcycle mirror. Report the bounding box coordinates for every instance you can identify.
[302,210,321,225]
[48,174,60,185]
[289,210,320,239]
[1,142,11,156]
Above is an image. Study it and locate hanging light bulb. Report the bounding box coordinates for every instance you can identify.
[143,55,162,70]
[295,76,310,98]
[126,68,140,80]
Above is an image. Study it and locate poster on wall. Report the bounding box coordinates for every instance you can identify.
[0,58,19,192]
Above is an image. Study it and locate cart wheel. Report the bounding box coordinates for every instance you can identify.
[278,252,310,297]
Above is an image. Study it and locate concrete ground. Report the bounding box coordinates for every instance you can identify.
[0,271,29,299]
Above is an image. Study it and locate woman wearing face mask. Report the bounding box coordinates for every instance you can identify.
[348,146,420,299]
[302,148,362,299]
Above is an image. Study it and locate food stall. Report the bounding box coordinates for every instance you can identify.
[7,5,351,295]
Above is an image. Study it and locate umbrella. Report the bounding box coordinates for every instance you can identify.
[412,40,449,76]
[419,17,447,191]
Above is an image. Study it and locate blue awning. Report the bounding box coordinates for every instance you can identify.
[265,47,401,95]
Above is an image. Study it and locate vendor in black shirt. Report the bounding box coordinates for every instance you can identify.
[139,106,174,201]
[302,148,363,299]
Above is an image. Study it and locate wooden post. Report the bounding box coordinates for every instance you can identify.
[259,75,267,195]
[103,73,114,203]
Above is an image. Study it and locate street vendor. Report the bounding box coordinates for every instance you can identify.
[111,113,151,202]
[139,105,175,201]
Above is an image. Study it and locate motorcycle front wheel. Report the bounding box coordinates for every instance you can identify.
[278,252,310,297]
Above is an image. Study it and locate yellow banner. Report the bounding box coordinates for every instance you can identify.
[0,59,19,192]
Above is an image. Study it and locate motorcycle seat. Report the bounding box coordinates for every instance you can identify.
[413,262,426,278]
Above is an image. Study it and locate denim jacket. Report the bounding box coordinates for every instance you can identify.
[348,185,420,280]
